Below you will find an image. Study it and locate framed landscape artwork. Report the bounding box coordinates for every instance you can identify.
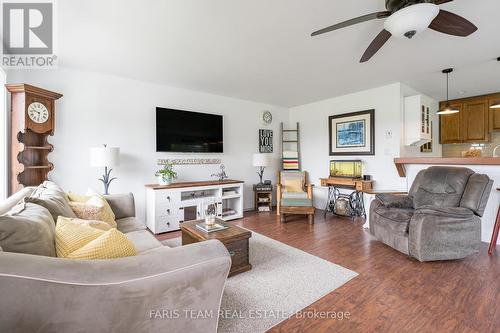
[329,109,375,156]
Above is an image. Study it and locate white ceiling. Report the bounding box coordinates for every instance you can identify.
[58,0,500,107]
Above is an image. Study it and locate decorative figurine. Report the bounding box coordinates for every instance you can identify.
[211,164,228,181]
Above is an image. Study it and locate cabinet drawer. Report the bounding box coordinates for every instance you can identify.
[155,205,180,219]
[157,217,179,233]
[155,190,180,204]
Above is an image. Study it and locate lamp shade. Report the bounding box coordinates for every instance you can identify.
[90,147,120,167]
[252,153,269,167]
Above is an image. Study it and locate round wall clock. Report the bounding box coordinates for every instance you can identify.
[260,111,272,125]
[27,102,50,124]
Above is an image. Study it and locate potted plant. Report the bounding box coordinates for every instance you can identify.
[155,163,178,185]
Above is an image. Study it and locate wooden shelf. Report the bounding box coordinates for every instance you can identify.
[25,146,52,150]
[25,166,51,169]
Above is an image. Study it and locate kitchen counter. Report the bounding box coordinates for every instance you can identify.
[394,157,500,177]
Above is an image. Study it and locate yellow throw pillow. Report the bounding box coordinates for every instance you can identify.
[55,217,104,258]
[57,216,112,231]
[68,196,117,228]
[284,179,304,193]
[55,218,137,259]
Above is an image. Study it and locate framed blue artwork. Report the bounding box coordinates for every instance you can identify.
[329,110,375,155]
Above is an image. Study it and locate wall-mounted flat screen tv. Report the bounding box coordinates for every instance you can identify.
[156,107,223,153]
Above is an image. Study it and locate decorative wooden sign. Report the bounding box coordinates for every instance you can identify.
[157,158,222,166]
[259,129,273,153]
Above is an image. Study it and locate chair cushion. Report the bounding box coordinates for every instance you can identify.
[125,230,163,253]
[284,179,303,193]
[0,202,56,257]
[116,217,147,233]
[282,192,308,199]
[373,207,414,235]
[281,198,313,207]
[25,181,76,221]
[413,166,474,209]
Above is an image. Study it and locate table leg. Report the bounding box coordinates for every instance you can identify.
[488,205,500,255]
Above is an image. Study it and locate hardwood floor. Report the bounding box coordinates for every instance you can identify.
[156,211,500,333]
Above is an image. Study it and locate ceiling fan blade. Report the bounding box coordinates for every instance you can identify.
[311,11,391,37]
[360,29,391,63]
[429,10,478,37]
[434,0,454,4]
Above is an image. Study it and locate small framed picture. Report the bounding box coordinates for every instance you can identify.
[259,129,273,153]
[329,110,375,156]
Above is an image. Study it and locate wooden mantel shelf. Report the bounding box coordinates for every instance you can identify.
[394,157,500,177]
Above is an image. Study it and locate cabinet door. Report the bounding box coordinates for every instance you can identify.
[490,99,500,132]
[439,103,462,143]
[462,99,489,142]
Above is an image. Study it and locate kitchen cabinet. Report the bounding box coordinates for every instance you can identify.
[439,103,462,144]
[440,92,500,144]
[462,99,489,143]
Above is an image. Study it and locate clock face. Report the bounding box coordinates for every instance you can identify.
[261,111,272,125]
[27,102,49,124]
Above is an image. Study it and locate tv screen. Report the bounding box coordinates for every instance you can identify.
[156,108,223,153]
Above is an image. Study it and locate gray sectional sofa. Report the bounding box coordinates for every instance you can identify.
[0,185,231,333]
[370,166,493,261]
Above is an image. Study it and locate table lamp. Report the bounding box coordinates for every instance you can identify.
[90,145,120,195]
[252,153,269,185]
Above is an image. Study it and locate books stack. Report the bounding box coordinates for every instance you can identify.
[283,151,299,170]
[222,208,237,217]
[195,222,228,233]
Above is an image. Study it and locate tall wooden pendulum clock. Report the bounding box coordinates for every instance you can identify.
[5,84,63,195]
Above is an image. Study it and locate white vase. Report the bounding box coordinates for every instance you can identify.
[157,176,171,186]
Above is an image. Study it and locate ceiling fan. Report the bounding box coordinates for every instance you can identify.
[311,0,477,63]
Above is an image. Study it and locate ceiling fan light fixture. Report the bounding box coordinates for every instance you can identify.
[383,3,440,39]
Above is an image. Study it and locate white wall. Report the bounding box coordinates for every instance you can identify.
[7,68,288,220]
[0,68,7,200]
[289,83,408,209]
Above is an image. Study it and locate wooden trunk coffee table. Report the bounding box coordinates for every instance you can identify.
[181,219,252,277]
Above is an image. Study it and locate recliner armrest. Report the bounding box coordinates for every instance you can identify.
[375,193,413,209]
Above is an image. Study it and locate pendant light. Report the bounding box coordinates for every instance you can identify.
[490,58,500,109]
[437,68,459,115]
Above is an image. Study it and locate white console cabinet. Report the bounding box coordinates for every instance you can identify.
[145,180,244,234]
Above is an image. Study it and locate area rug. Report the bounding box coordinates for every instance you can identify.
[162,231,357,333]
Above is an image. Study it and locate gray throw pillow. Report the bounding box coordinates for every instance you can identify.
[25,181,76,221]
[0,202,56,256]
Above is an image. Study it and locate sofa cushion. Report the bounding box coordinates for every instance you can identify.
[68,196,117,228]
[373,207,414,235]
[104,193,135,219]
[125,230,163,253]
[55,218,137,259]
[0,202,56,257]
[25,181,76,221]
[413,167,474,209]
[116,217,147,233]
[57,216,112,231]
[0,187,35,215]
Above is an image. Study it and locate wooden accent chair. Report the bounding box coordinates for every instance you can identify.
[276,171,315,224]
